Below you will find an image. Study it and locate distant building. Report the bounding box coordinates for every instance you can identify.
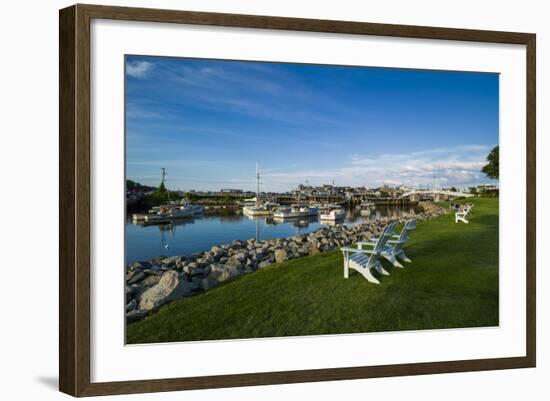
[477,184,498,191]
[220,189,243,194]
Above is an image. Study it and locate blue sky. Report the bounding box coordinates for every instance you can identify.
[126,55,499,192]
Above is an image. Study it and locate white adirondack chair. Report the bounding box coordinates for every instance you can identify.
[357,218,417,268]
[340,222,397,284]
[455,204,473,224]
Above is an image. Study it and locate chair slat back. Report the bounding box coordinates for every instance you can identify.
[397,218,416,243]
[374,222,397,252]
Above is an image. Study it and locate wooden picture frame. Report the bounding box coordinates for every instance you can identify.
[59,3,536,397]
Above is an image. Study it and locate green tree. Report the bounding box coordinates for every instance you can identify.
[158,181,167,193]
[482,146,499,179]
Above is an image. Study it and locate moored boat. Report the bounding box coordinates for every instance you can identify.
[320,208,345,221]
[273,203,318,219]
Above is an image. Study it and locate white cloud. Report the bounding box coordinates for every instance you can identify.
[126,61,154,78]
[261,144,496,190]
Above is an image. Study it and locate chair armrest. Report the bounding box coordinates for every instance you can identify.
[341,247,376,254]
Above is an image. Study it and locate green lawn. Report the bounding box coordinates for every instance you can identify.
[127,198,499,344]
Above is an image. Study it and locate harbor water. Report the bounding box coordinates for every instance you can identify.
[125,204,418,264]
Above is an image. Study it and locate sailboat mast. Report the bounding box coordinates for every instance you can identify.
[256,162,260,207]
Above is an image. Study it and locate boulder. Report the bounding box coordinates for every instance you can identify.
[131,261,152,271]
[126,309,148,323]
[308,246,321,256]
[138,270,191,311]
[274,249,288,263]
[210,246,227,260]
[225,257,243,270]
[127,271,145,285]
[232,252,247,262]
[125,286,134,303]
[151,256,164,266]
[161,255,180,267]
[200,276,218,291]
[258,260,272,269]
[126,298,137,312]
[142,274,161,287]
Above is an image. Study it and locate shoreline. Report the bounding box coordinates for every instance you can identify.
[126,202,449,322]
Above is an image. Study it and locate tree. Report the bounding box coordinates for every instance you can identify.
[158,181,167,193]
[482,146,499,179]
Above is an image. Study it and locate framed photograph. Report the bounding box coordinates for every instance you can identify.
[59,4,536,397]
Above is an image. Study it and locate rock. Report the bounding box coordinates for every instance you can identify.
[225,257,243,270]
[126,309,148,323]
[190,265,211,277]
[138,270,191,311]
[142,274,161,286]
[130,283,148,302]
[230,239,244,248]
[197,255,213,266]
[151,256,164,266]
[258,260,272,269]
[183,262,199,274]
[308,246,320,256]
[126,270,140,281]
[210,245,224,253]
[128,271,145,285]
[161,255,180,266]
[126,298,137,312]
[200,276,218,291]
[210,246,227,260]
[208,261,243,283]
[142,268,162,276]
[125,286,134,303]
[274,249,288,263]
[129,261,147,271]
[232,252,247,262]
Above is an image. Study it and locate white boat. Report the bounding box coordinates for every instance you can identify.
[143,214,171,224]
[170,200,204,215]
[169,205,195,218]
[360,209,372,216]
[243,206,272,216]
[320,208,345,221]
[360,201,376,209]
[243,202,280,216]
[187,203,204,214]
[315,203,341,212]
[273,204,318,219]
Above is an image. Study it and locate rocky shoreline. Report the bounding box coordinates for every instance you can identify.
[126,202,449,323]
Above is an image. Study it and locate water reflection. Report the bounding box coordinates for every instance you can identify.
[125,204,418,264]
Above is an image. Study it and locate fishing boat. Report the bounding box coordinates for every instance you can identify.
[315,203,342,213]
[243,202,280,216]
[360,200,376,209]
[168,205,195,218]
[273,203,318,219]
[320,207,345,221]
[172,200,204,215]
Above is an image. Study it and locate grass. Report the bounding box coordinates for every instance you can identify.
[127,198,499,344]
